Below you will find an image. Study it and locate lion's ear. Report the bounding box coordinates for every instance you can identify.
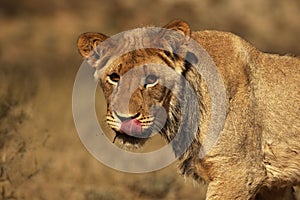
[77,32,109,58]
[158,20,191,53]
[163,20,191,38]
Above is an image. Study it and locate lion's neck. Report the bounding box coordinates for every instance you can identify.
[163,69,212,183]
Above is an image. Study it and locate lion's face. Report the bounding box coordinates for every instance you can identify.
[77,20,196,148]
[99,50,183,147]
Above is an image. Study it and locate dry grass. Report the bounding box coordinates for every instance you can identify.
[0,0,299,199]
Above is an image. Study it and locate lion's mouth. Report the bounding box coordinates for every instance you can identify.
[119,118,143,137]
[111,119,153,146]
[107,114,161,146]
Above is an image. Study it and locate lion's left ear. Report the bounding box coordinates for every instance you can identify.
[163,19,191,38]
[158,20,191,53]
[77,32,109,58]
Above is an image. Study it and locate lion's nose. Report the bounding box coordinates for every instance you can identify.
[114,111,140,122]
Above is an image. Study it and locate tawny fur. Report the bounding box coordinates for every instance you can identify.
[77,20,300,200]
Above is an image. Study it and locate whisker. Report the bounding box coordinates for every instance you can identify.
[106,116,115,121]
[140,117,154,122]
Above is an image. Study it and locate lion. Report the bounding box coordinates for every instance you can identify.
[77,20,300,199]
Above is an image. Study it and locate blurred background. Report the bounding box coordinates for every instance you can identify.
[0,0,299,199]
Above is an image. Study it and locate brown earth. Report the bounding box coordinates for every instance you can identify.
[0,0,299,199]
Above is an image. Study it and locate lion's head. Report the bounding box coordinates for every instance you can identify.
[77,20,202,154]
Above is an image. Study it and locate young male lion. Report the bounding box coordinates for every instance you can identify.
[77,20,300,199]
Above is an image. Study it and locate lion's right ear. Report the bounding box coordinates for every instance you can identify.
[77,32,109,58]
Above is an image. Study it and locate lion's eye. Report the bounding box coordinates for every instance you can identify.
[108,73,120,85]
[145,74,158,88]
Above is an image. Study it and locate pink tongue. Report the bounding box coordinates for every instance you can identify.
[120,119,142,136]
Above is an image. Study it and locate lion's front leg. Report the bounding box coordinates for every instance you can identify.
[204,165,264,200]
[205,180,255,200]
[255,186,297,200]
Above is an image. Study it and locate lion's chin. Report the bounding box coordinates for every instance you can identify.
[112,131,149,149]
